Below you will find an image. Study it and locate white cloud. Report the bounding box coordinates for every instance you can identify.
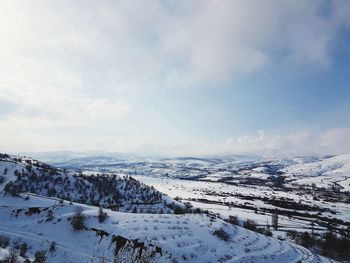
[222,128,350,157]
[126,128,350,156]
[0,1,349,154]
[1,0,349,92]
[0,57,130,128]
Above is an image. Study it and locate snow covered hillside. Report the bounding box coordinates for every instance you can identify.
[282,154,350,192]
[0,194,334,263]
[0,154,180,214]
[0,153,342,262]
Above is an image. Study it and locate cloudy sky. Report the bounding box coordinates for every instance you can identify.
[0,0,350,156]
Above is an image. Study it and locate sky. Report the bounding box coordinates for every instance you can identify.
[0,0,350,157]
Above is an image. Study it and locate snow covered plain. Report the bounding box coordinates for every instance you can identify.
[133,176,350,235]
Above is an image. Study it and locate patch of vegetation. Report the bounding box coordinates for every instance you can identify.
[213,228,230,241]
[98,206,108,223]
[0,234,10,248]
[243,219,257,231]
[3,156,171,213]
[34,250,47,263]
[70,207,86,231]
[19,242,28,257]
[287,228,350,262]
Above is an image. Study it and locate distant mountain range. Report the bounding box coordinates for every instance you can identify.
[27,152,350,192]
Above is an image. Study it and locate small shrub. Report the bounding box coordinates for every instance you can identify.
[70,208,86,231]
[174,205,185,214]
[227,215,239,226]
[213,228,230,241]
[286,230,299,240]
[98,207,107,223]
[0,234,10,248]
[19,242,28,257]
[184,202,193,212]
[194,207,202,213]
[4,182,19,196]
[257,227,273,237]
[34,250,47,263]
[296,232,313,248]
[49,241,57,254]
[243,219,257,231]
[46,210,54,221]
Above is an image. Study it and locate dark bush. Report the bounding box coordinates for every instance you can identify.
[243,219,257,231]
[320,231,350,261]
[19,242,28,257]
[34,250,47,263]
[98,206,107,223]
[173,205,185,214]
[213,228,230,241]
[46,210,54,222]
[49,241,57,254]
[0,234,10,248]
[70,208,86,231]
[257,227,273,237]
[296,232,314,248]
[4,182,19,196]
[227,215,239,226]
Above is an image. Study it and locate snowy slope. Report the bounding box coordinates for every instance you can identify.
[0,153,342,262]
[0,194,334,263]
[0,154,181,214]
[283,154,350,191]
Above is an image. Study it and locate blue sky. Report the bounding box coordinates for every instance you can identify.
[0,0,350,156]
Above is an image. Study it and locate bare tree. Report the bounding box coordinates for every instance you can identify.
[272,209,278,230]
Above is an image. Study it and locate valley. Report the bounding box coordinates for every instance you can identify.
[49,153,350,238]
[1,153,349,262]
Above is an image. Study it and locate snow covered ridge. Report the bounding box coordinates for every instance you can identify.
[0,153,183,214]
[282,154,350,192]
[0,194,334,263]
[44,153,350,192]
